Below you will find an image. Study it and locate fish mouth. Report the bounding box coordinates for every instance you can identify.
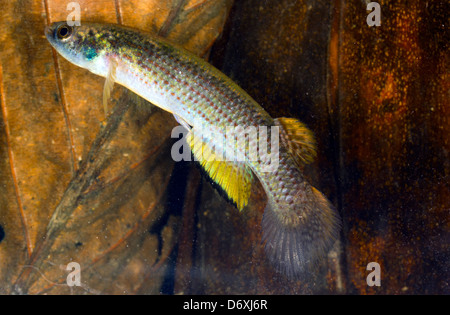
[44,24,54,44]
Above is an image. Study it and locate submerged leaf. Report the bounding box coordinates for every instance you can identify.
[0,0,233,294]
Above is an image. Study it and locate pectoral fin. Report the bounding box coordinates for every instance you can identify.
[186,130,253,211]
[275,117,317,167]
[103,59,118,115]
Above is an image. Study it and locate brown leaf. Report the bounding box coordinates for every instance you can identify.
[0,0,232,294]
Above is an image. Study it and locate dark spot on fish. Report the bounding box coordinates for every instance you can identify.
[83,46,98,61]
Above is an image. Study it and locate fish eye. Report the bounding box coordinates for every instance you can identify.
[56,24,73,40]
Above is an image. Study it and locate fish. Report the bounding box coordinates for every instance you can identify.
[45,21,340,277]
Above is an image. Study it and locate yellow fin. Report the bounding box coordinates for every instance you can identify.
[275,117,317,167]
[173,114,191,131]
[103,59,118,115]
[186,131,253,211]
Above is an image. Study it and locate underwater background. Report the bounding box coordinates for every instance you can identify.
[0,0,448,294]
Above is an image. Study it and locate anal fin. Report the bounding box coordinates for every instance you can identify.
[174,114,191,131]
[186,130,253,211]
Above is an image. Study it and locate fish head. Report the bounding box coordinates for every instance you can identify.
[45,21,110,76]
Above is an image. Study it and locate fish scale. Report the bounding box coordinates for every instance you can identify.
[45,21,340,277]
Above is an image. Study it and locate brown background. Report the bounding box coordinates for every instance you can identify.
[0,0,448,294]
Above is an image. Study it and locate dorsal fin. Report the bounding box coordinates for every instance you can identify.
[274,117,317,167]
[186,130,253,211]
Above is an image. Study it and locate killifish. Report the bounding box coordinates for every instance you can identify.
[45,21,340,277]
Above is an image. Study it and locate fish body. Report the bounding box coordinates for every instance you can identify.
[45,22,340,277]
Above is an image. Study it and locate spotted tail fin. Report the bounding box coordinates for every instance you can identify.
[261,186,341,278]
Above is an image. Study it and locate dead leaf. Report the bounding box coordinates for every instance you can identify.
[0,0,232,294]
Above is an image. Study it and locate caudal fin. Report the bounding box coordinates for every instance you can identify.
[261,186,341,278]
